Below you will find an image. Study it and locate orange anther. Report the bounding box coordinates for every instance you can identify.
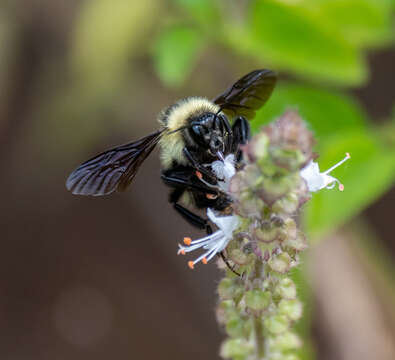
[188,261,195,269]
[183,237,192,246]
[206,193,218,200]
[179,249,185,255]
[202,257,208,264]
[195,171,203,179]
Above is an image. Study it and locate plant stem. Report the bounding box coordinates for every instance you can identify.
[254,315,264,359]
[253,259,265,359]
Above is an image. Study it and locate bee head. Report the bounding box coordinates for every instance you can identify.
[188,112,231,157]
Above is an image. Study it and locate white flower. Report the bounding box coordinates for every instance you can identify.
[300,153,350,192]
[211,154,236,192]
[197,154,236,194]
[177,208,239,269]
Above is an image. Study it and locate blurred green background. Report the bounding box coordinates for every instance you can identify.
[1,0,394,359]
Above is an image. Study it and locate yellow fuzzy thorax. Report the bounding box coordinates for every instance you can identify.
[158,97,220,169]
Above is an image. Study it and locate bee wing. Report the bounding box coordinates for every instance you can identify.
[213,69,277,119]
[66,130,163,196]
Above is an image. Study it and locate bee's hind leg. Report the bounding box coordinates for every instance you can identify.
[173,202,211,233]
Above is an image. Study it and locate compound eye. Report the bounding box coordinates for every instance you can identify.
[191,124,209,146]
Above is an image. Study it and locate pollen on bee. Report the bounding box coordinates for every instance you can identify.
[183,237,192,246]
[195,171,203,179]
[188,261,195,269]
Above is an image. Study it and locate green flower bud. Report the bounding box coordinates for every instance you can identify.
[249,133,269,160]
[264,314,290,335]
[229,248,250,266]
[272,192,299,214]
[261,175,293,201]
[268,252,292,274]
[220,338,254,359]
[267,353,300,360]
[283,218,297,238]
[271,147,305,172]
[245,289,271,311]
[218,278,241,300]
[254,222,279,243]
[226,314,246,338]
[274,278,297,300]
[235,192,265,218]
[268,331,302,351]
[216,300,235,325]
[269,354,300,360]
[278,299,303,321]
[284,234,308,252]
[282,354,300,360]
[243,164,263,188]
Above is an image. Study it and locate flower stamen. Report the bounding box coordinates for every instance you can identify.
[177,209,239,269]
[323,152,350,175]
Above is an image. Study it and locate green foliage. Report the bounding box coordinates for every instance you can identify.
[157,0,394,87]
[312,0,395,48]
[153,26,203,87]
[173,0,220,26]
[251,83,368,138]
[249,0,367,85]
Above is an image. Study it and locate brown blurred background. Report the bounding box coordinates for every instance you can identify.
[0,1,394,360]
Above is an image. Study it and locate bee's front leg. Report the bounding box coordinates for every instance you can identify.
[182,147,218,183]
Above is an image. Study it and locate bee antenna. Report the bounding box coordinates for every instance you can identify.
[167,125,191,135]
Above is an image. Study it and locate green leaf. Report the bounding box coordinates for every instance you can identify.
[316,0,395,48]
[172,0,220,26]
[153,26,203,87]
[251,83,368,139]
[248,0,367,86]
[304,130,395,239]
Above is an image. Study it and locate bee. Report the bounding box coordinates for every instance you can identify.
[66,69,276,245]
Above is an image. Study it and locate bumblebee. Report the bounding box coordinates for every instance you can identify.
[66,69,276,235]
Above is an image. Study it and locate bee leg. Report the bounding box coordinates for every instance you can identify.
[231,116,250,161]
[161,171,217,195]
[183,148,217,182]
[173,203,209,231]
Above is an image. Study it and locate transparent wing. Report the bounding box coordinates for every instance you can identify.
[66,130,163,196]
[213,69,277,119]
